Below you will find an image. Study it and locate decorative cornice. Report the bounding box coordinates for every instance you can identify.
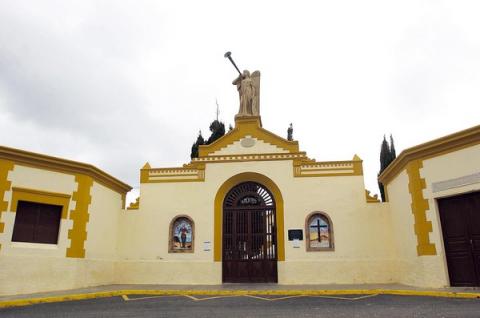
[127,197,140,210]
[141,164,205,184]
[293,155,363,178]
[141,118,365,182]
[193,152,307,163]
[0,145,132,195]
[379,124,480,185]
[198,117,299,157]
[365,190,380,203]
[141,154,363,183]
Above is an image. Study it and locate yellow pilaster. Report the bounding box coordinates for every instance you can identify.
[66,175,93,258]
[352,154,364,176]
[0,159,14,252]
[406,160,436,256]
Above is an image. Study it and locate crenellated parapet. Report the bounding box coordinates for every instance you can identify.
[141,162,205,183]
[293,154,363,178]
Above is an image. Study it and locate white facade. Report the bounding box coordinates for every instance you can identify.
[0,148,129,295]
[0,118,479,295]
[383,139,480,287]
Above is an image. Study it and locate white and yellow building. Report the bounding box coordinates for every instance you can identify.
[0,112,479,295]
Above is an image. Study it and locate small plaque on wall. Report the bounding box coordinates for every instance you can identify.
[288,229,303,241]
[203,241,211,251]
[292,239,301,248]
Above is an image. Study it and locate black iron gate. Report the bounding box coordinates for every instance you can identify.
[222,182,278,283]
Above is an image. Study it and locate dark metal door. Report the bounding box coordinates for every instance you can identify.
[222,182,278,283]
[438,191,480,286]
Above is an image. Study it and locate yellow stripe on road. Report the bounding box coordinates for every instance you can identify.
[1,289,479,309]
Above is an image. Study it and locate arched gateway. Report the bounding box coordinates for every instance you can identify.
[222,181,278,283]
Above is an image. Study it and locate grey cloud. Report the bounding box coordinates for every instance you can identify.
[1,0,479,199]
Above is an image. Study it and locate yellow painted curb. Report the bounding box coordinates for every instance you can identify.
[1,289,479,309]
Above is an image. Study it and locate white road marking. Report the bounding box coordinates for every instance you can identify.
[121,293,380,303]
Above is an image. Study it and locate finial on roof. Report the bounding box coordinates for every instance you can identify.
[352,154,362,161]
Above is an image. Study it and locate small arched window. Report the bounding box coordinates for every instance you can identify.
[169,215,194,253]
[305,212,334,251]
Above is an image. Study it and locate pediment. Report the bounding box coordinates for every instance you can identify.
[211,136,289,155]
[198,117,299,157]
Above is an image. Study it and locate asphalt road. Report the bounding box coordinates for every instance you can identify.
[1,294,480,318]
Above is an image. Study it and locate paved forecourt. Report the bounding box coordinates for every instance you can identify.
[2,293,480,318]
[1,284,480,309]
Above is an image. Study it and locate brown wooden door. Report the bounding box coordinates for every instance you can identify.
[438,191,480,286]
[12,201,62,244]
[222,182,278,283]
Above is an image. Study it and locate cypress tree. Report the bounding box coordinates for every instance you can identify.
[379,136,390,171]
[389,134,397,161]
[190,131,205,159]
[189,119,226,159]
[378,134,397,202]
[206,119,226,144]
[378,136,389,201]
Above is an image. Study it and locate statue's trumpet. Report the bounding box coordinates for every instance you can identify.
[224,51,242,76]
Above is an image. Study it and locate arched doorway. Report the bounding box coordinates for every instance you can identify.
[222,181,278,283]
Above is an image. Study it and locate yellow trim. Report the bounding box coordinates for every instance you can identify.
[0,145,131,195]
[379,124,480,185]
[142,157,363,184]
[194,152,307,160]
[294,172,360,178]
[1,288,480,309]
[127,197,140,210]
[142,156,363,183]
[192,153,308,165]
[406,160,436,256]
[140,162,150,183]
[141,118,364,182]
[0,159,14,251]
[365,190,380,203]
[213,172,285,262]
[121,193,126,210]
[353,157,364,176]
[141,164,205,184]
[143,178,205,184]
[199,117,299,157]
[66,175,93,258]
[140,168,149,183]
[293,158,363,178]
[10,187,71,219]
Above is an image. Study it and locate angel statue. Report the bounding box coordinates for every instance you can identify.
[232,70,260,117]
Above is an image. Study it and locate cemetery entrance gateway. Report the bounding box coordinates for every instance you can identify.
[222,182,278,283]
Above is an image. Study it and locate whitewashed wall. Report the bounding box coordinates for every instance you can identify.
[0,164,124,295]
[117,159,396,285]
[387,144,480,288]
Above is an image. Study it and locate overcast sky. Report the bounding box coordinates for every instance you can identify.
[1,1,479,203]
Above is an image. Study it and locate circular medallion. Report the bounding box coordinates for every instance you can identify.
[240,137,255,148]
